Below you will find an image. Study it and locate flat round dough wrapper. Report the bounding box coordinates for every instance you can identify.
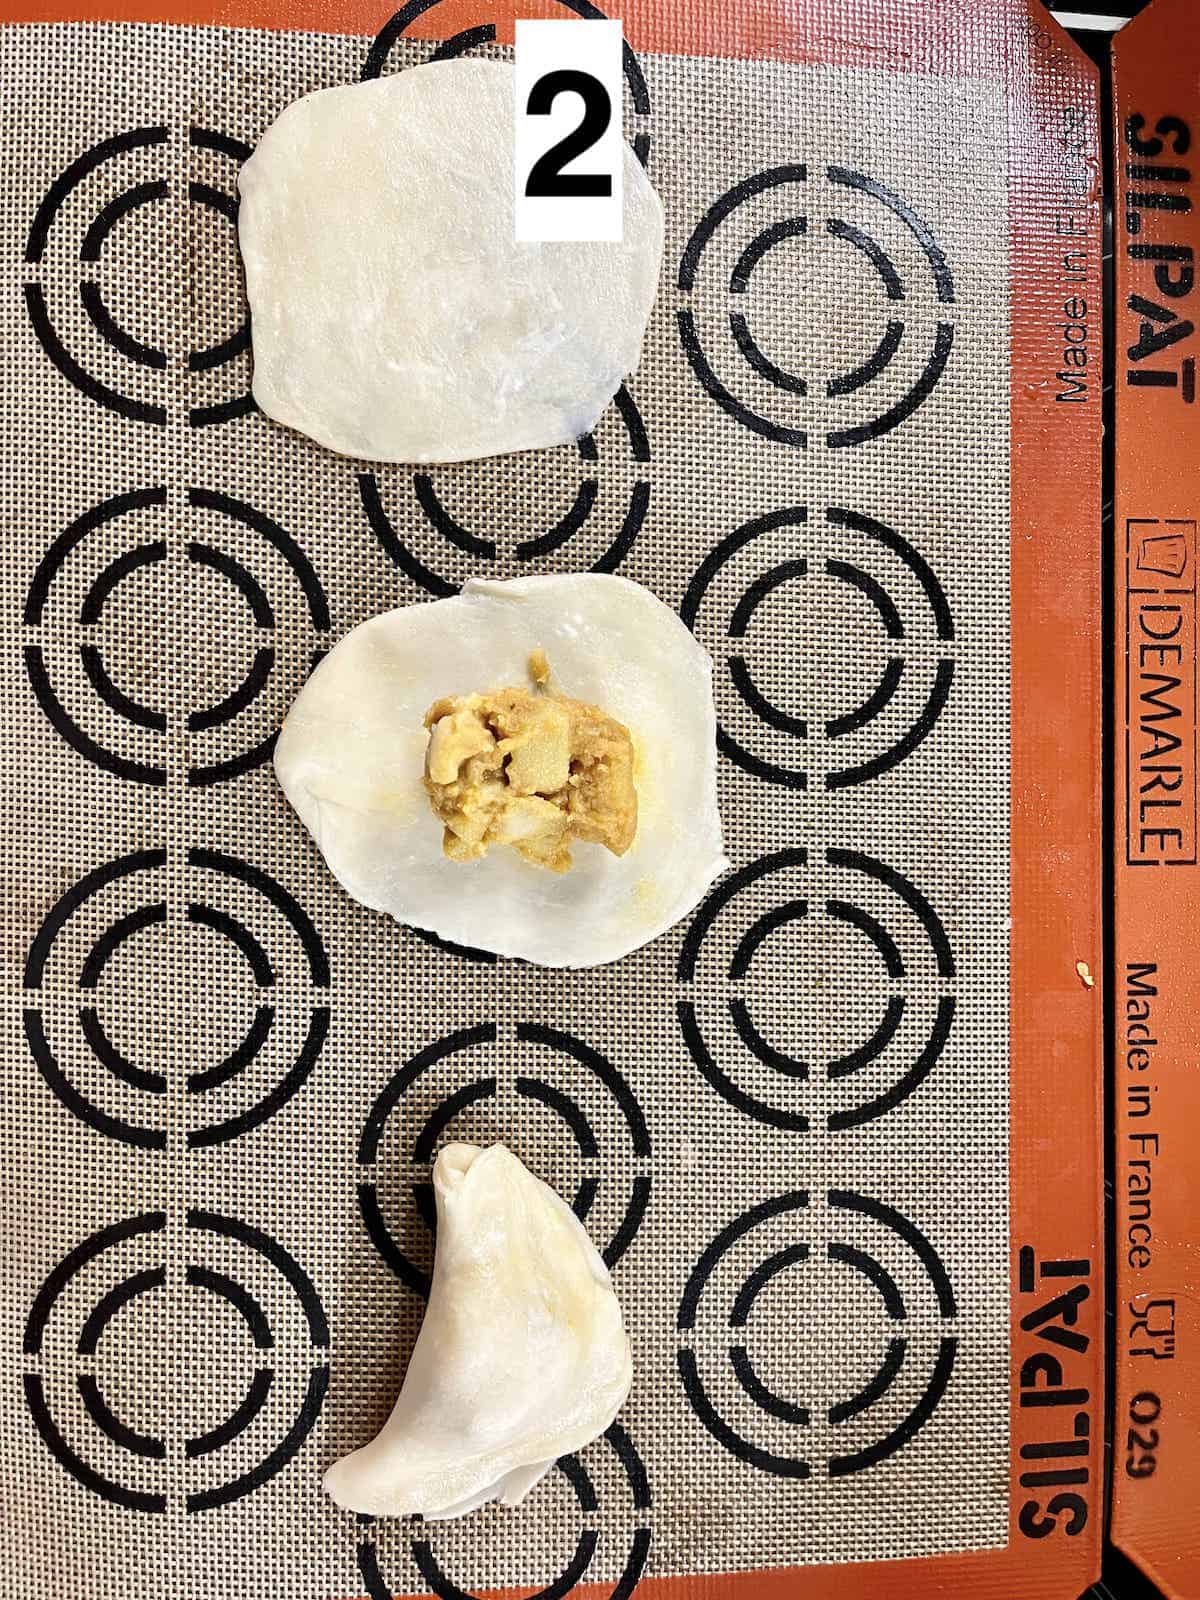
[238,60,664,463]
[274,575,727,967]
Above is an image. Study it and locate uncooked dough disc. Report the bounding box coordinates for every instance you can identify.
[273,574,727,968]
[238,60,665,463]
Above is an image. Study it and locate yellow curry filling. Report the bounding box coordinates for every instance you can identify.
[423,654,637,874]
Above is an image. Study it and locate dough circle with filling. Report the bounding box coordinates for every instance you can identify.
[274,574,727,968]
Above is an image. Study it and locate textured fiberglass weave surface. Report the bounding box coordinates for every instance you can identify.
[0,22,1009,1599]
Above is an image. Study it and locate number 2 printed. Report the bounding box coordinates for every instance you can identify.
[524,70,613,199]
[514,19,624,242]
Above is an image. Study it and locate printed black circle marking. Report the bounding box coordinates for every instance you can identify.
[829,1337,907,1425]
[730,1242,810,1326]
[825,217,905,300]
[186,1261,274,1348]
[77,1372,163,1458]
[828,1190,956,1317]
[188,1005,275,1094]
[827,995,906,1080]
[187,488,329,629]
[186,180,250,376]
[25,281,167,424]
[827,557,903,637]
[25,126,169,263]
[80,178,167,260]
[729,557,807,636]
[188,543,275,627]
[24,1211,328,1511]
[828,1241,906,1320]
[728,898,809,981]
[681,510,812,787]
[411,1076,497,1166]
[683,505,954,790]
[25,488,328,788]
[361,0,651,166]
[678,847,806,983]
[76,1264,166,1355]
[357,1422,650,1600]
[25,489,165,624]
[80,900,166,987]
[677,998,808,1132]
[25,643,165,784]
[678,166,807,292]
[25,125,254,424]
[679,163,956,444]
[825,897,903,979]
[729,1345,810,1424]
[832,508,953,640]
[728,995,807,1077]
[24,850,164,987]
[189,647,274,732]
[827,1340,957,1477]
[361,385,650,594]
[727,655,807,737]
[677,166,809,444]
[825,166,955,302]
[826,322,955,449]
[826,848,954,977]
[828,659,956,790]
[187,902,275,986]
[359,473,456,599]
[80,539,167,624]
[678,305,808,446]
[730,216,808,294]
[430,23,496,58]
[415,1494,597,1600]
[677,1193,812,1478]
[187,1369,275,1458]
[827,318,905,397]
[190,126,253,163]
[79,643,164,732]
[358,1022,649,1294]
[185,129,255,418]
[827,656,904,739]
[678,1192,958,1478]
[79,280,165,368]
[728,311,807,394]
[679,849,954,1129]
[79,1007,165,1093]
[23,850,329,1148]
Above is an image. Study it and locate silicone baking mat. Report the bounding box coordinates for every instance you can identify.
[1,12,1017,1599]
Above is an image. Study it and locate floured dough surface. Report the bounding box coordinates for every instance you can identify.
[238,59,665,463]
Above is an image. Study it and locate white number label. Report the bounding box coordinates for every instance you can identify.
[514,19,624,243]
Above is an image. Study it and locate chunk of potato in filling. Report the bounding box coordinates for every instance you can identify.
[423,660,637,873]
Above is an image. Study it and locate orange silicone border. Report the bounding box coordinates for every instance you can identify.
[1111,2,1200,1596]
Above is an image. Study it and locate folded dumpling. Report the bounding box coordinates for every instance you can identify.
[324,1143,633,1518]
